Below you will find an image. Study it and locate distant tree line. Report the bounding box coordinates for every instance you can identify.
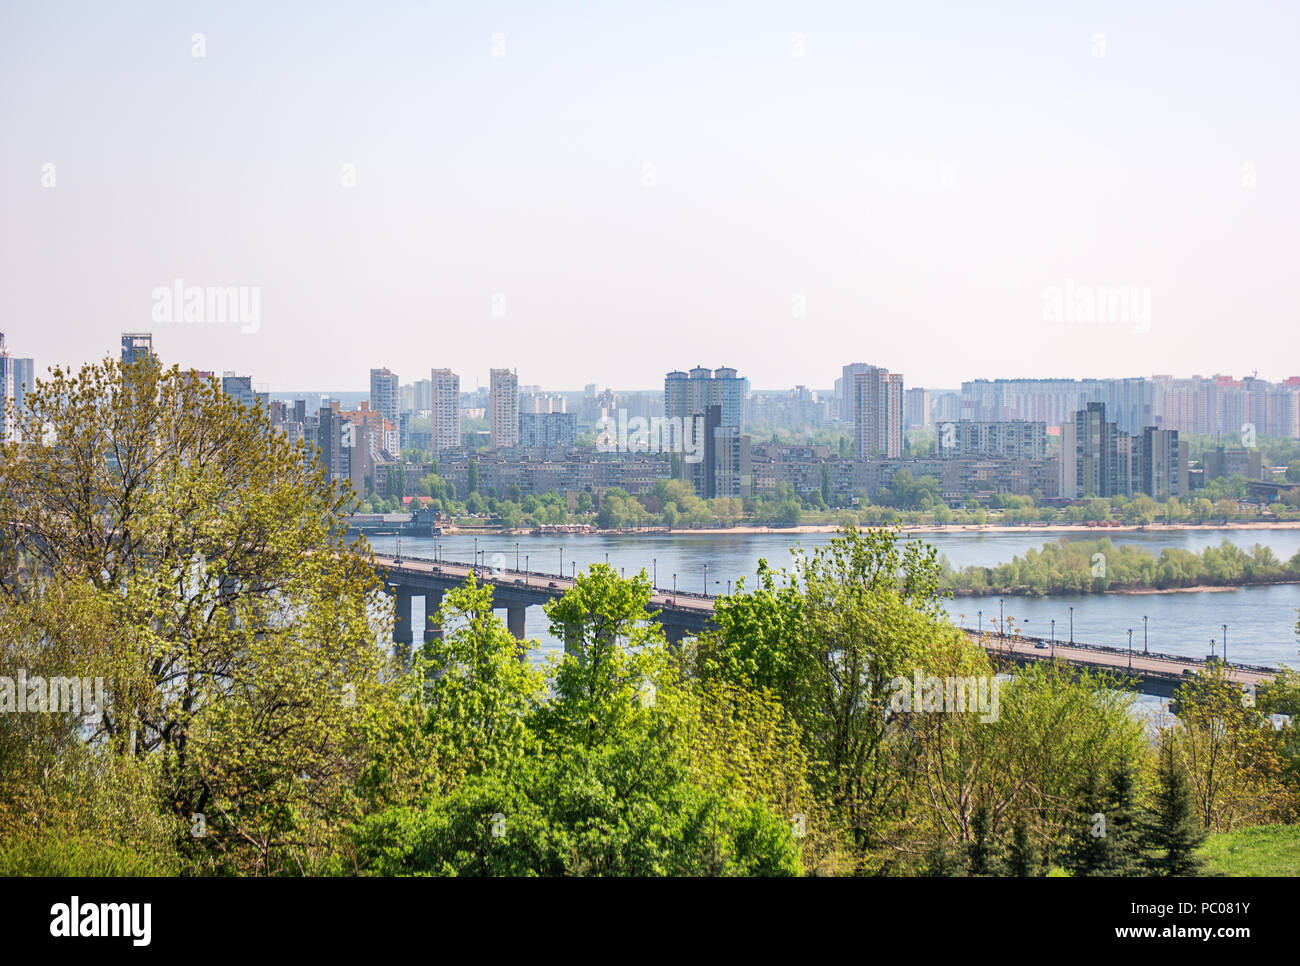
[944,537,1300,597]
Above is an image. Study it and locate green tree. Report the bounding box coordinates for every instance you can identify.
[419,576,543,786]
[1006,815,1039,876]
[967,802,1002,875]
[0,356,393,875]
[354,566,802,876]
[1140,737,1206,876]
[697,526,958,862]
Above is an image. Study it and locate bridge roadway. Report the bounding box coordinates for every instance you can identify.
[374,553,713,647]
[374,553,1275,698]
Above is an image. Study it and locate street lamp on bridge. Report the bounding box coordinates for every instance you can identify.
[1050,618,1055,659]
[1127,628,1133,671]
[1222,624,1228,666]
[1143,614,1149,654]
[1068,606,1074,645]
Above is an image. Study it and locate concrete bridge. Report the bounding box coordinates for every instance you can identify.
[373,553,712,648]
[373,553,1276,697]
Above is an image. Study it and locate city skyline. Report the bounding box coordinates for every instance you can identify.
[2,325,1297,399]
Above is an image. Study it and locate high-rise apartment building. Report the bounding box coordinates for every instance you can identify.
[0,334,35,436]
[431,369,461,452]
[1061,402,1183,499]
[664,366,749,498]
[853,365,903,458]
[665,366,745,432]
[963,374,1299,439]
[369,368,400,450]
[12,357,33,417]
[904,387,931,429]
[489,368,520,449]
[411,378,432,413]
[1066,403,1121,499]
[522,391,568,414]
[840,363,873,422]
[221,373,269,412]
[712,421,752,500]
[1139,427,1186,499]
[936,420,1046,460]
[121,332,154,366]
[0,333,13,441]
[519,411,578,450]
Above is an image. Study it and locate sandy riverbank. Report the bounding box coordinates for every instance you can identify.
[440,521,1300,538]
[1111,582,1299,595]
[949,580,1300,598]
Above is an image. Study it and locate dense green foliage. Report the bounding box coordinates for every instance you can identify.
[347,571,804,876]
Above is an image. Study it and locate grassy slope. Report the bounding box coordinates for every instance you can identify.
[1198,824,1300,876]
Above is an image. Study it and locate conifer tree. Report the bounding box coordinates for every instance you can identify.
[1006,815,1039,876]
[1063,770,1111,875]
[967,802,1002,875]
[1141,738,1207,876]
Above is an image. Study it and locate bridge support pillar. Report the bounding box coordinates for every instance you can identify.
[506,602,526,641]
[663,623,686,649]
[563,622,582,656]
[393,586,413,649]
[424,590,444,642]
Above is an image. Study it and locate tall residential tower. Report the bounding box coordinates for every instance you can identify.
[431,368,461,452]
[489,368,519,449]
[369,367,400,449]
[852,364,904,458]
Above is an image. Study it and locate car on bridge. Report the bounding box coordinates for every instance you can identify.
[548,581,560,588]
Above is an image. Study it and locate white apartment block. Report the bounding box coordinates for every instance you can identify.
[431,368,461,452]
[490,368,520,449]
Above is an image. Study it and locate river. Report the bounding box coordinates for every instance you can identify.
[380,527,1300,671]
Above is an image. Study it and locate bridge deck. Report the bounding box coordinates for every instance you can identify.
[373,553,1276,694]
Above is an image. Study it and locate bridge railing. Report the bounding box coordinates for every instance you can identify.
[969,628,1276,675]
[376,553,721,601]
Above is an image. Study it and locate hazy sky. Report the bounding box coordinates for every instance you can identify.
[2,1,1296,392]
